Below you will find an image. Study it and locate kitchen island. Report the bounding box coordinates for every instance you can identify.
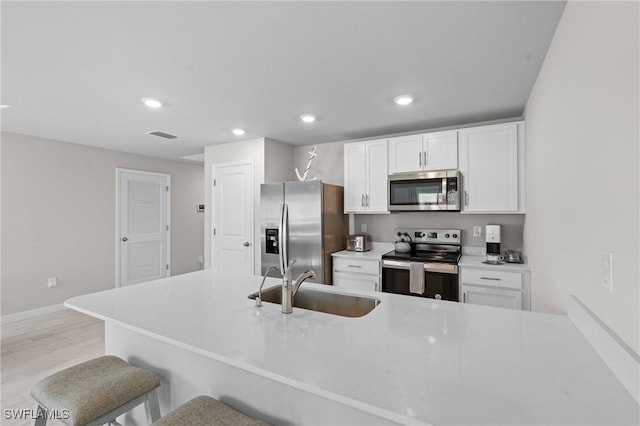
[65,270,638,425]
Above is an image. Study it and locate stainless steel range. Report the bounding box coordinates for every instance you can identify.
[381,228,461,301]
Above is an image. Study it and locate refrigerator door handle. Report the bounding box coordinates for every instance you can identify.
[282,203,289,273]
[278,203,285,274]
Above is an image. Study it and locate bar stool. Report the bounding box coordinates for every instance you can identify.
[31,355,161,426]
[153,396,268,426]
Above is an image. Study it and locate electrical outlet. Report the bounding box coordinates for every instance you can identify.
[602,252,613,291]
[360,223,367,233]
[198,255,204,265]
[47,277,57,288]
[473,226,482,237]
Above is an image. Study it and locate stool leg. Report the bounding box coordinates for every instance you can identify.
[144,389,161,423]
[34,404,47,426]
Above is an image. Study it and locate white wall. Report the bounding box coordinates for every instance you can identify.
[523,1,639,353]
[1,132,204,315]
[355,213,524,249]
[265,138,295,182]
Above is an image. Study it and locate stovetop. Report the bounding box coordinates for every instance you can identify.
[382,249,462,264]
[384,227,462,264]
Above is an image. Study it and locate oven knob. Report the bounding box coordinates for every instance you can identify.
[452,233,458,238]
[444,233,450,238]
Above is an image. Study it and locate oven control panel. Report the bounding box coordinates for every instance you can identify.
[394,228,461,245]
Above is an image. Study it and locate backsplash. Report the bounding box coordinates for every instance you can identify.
[354,212,524,250]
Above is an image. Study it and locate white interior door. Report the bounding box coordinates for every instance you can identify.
[212,162,254,274]
[117,169,170,286]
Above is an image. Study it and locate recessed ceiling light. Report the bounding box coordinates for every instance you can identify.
[394,95,414,106]
[300,114,316,123]
[232,128,246,136]
[0,105,11,109]
[141,98,163,108]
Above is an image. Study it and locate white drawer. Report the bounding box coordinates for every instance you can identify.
[333,257,379,275]
[460,268,523,290]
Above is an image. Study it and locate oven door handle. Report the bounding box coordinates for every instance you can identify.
[382,259,458,274]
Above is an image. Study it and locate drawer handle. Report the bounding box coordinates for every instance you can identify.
[480,276,501,281]
[347,264,362,268]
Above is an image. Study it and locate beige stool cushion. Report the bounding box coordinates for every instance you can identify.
[31,355,160,426]
[153,396,269,426]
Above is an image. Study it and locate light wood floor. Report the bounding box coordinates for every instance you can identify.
[1,309,104,426]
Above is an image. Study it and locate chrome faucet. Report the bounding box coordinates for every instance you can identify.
[281,260,316,314]
[292,270,317,297]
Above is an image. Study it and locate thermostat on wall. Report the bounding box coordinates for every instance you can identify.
[196,203,205,213]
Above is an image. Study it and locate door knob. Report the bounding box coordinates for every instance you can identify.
[243,241,250,247]
[121,237,128,242]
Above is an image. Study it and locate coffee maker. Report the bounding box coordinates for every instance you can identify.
[485,225,502,262]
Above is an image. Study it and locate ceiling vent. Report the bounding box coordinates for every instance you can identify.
[147,130,178,139]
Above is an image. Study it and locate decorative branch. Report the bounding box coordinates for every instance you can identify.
[295,146,318,181]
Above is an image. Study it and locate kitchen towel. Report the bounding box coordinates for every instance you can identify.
[409,262,424,294]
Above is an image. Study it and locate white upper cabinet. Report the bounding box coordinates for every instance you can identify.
[458,122,525,214]
[423,131,458,171]
[388,131,458,174]
[387,134,422,173]
[366,140,389,212]
[344,139,389,214]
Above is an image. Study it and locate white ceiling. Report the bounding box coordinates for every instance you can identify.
[1,1,565,161]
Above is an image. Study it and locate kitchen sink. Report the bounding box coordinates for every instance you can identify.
[248,286,379,318]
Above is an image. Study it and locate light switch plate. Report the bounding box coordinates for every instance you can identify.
[360,223,367,233]
[602,252,613,291]
[473,226,482,237]
[47,277,57,288]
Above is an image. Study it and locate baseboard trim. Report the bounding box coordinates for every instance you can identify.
[0,304,66,324]
[568,295,640,404]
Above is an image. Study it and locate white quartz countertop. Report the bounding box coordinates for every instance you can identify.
[459,254,531,271]
[331,245,393,261]
[66,270,637,425]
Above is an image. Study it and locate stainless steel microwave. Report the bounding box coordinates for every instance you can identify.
[388,170,461,211]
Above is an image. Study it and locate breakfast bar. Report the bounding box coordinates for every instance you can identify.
[65,270,638,425]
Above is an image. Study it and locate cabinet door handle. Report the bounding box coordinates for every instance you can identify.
[463,293,467,303]
[418,152,422,167]
[361,194,365,207]
[365,194,370,207]
[423,151,427,166]
[347,264,362,268]
[374,282,378,292]
[481,276,501,281]
[464,190,469,207]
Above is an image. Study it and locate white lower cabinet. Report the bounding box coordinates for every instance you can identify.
[461,284,522,310]
[332,257,380,292]
[459,266,530,310]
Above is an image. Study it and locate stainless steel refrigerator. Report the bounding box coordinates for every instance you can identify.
[260,181,347,284]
